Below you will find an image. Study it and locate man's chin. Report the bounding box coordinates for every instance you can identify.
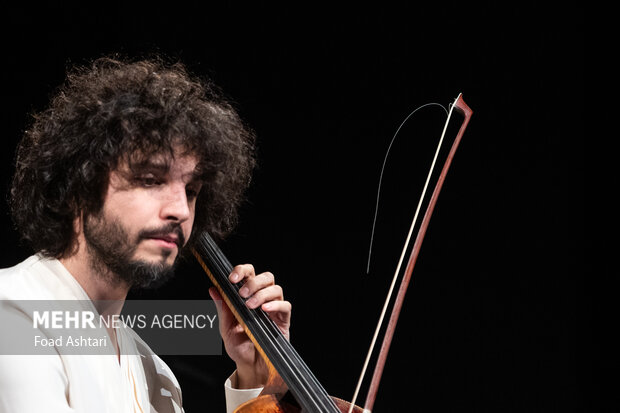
[125,260,177,290]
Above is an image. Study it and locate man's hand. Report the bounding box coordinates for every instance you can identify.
[208,264,291,389]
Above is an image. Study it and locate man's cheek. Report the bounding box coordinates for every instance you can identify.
[184,221,195,243]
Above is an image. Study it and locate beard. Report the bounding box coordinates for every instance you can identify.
[83,212,185,289]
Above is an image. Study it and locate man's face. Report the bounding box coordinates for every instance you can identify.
[83,150,202,288]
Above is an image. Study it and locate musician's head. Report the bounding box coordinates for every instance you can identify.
[10,55,256,287]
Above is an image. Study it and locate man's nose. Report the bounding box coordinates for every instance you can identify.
[160,185,191,222]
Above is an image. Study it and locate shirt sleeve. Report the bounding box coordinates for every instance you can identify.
[224,370,263,413]
[0,355,73,412]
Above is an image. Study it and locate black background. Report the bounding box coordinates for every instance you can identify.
[0,2,584,412]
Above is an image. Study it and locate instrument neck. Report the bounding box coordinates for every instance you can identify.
[193,232,340,413]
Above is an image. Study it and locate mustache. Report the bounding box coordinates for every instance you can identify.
[138,223,185,248]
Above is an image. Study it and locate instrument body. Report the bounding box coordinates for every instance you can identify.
[235,395,364,413]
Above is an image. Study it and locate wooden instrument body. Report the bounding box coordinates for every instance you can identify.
[235,395,365,413]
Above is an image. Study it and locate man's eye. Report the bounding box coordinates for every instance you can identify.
[137,176,161,187]
[186,187,200,199]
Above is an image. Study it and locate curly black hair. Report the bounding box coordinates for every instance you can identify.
[10,55,256,258]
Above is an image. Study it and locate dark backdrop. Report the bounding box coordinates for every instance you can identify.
[0,2,584,412]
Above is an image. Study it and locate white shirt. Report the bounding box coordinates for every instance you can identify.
[0,255,262,412]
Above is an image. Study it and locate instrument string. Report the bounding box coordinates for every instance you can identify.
[366,102,449,273]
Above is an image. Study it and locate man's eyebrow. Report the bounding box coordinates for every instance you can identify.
[127,159,170,174]
[124,157,205,180]
[187,169,206,183]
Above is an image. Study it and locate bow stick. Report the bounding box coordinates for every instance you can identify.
[349,93,473,413]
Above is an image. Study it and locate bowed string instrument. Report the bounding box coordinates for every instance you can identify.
[192,93,473,412]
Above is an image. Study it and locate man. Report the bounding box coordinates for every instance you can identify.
[0,56,291,412]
